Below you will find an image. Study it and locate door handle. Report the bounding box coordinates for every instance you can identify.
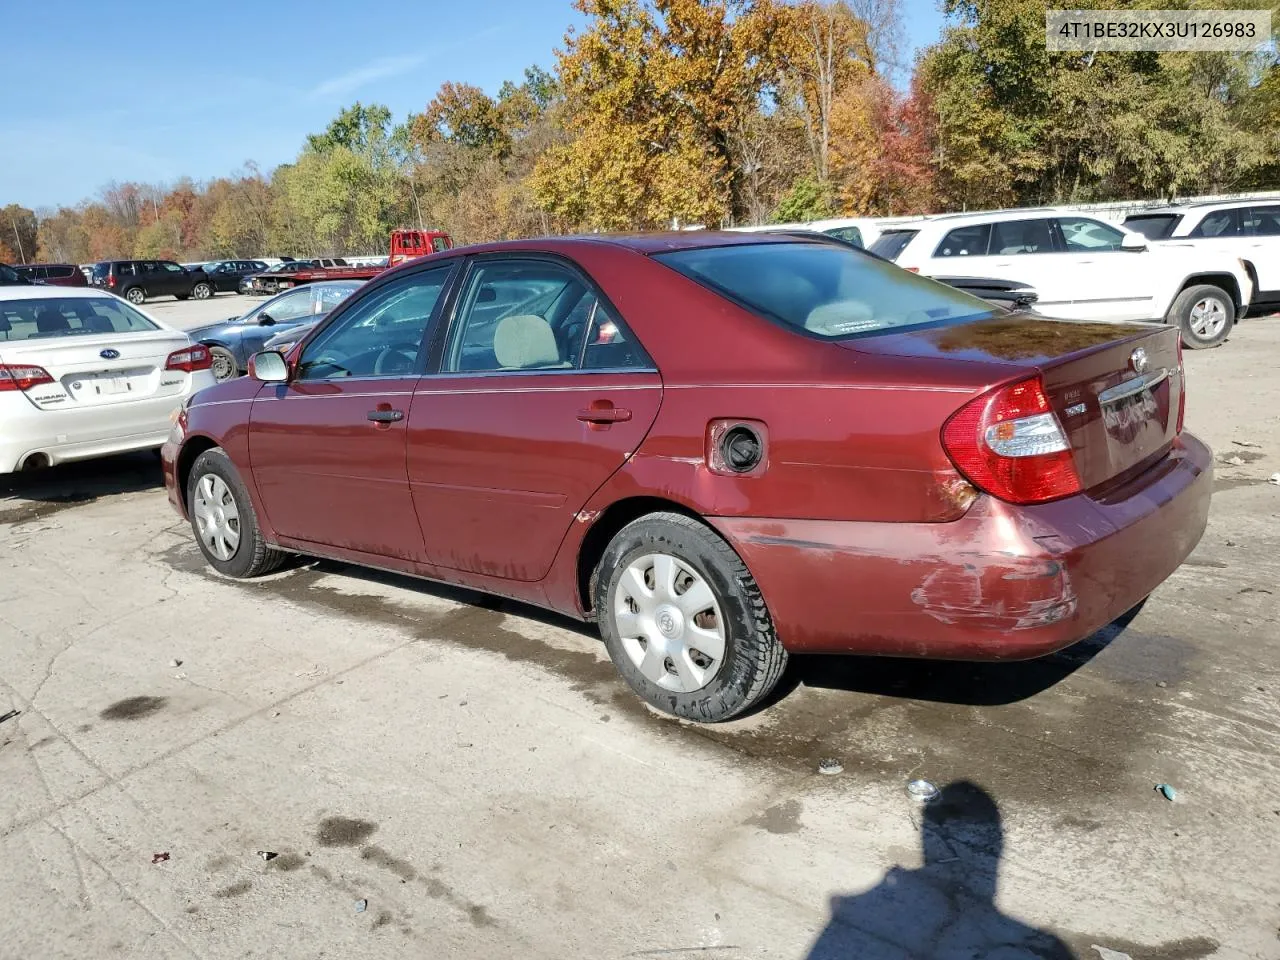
[577,404,632,424]
[367,409,404,423]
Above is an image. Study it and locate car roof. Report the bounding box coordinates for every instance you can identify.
[0,286,134,302]
[1127,198,1280,215]
[432,231,816,259]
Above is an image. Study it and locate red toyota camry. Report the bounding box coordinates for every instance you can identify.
[161,233,1211,722]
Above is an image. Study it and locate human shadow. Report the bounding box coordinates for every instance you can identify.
[806,781,1074,960]
[776,601,1147,709]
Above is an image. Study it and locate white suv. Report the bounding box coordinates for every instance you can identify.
[871,209,1253,348]
[1124,199,1280,318]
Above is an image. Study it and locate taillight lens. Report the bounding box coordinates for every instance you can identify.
[941,376,1082,505]
[107,274,116,287]
[0,363,55,391]
[165,344,212,373]
[1175,338,1186,435]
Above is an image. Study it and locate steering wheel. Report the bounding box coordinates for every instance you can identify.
[374,342,419,376]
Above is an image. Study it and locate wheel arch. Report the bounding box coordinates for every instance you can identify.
[176,434,220,512]
[1177,273,1241,310]
[575,495,711,620]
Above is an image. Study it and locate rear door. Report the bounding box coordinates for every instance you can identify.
[1240,205,1280,298]
[247,264,455,559]
[408,255,662,581]
[158,261,188,296]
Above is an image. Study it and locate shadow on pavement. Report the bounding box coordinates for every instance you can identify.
[805,780,1074,959]
[0,452,164,523]
[781,602,1146,708]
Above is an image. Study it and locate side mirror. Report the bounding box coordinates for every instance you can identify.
[258,312,275,326]
[1120,233,1147,252]
[248,350,289,383]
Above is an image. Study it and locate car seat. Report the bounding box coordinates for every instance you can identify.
[35,308,70,333]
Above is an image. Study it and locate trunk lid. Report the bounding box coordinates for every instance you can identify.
[0,330,192,411]
[847,314,1182,491]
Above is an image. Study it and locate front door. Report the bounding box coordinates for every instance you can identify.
[1051,216,1159,321]
[247,264,455,559]
[158,261,188,296]
[407,256,662,581]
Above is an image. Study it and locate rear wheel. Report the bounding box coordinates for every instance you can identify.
[594,512,787,722]
[187,448,286,578]
[192,282,213,300]
[124,286,146,305]
[1169,284,1234,349]
[208,346,239,382]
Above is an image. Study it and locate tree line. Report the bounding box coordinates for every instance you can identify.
[3,0,1276,265]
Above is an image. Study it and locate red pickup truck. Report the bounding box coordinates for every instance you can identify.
[247,230,453,294]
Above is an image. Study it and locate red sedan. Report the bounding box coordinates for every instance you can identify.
[161,233,1211,722]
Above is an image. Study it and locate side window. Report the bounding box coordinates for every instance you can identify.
[118,263,136,277]
[1057,216,1125,252]
[581,302,651,370]
[163,262,183,273]
[316,284,355,311]
[297,266,452,381]
[1243,206,1280,237]
[265,287,316,323]
[989,219,1054,255]
[933,224,990,258]
[442,259,595,373]
[139,261,160,274]
[826,226,864,247]
[1189,210,1238,238]
[431,236,450,253]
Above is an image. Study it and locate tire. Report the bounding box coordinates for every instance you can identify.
[1168,284,1234,349]
[192,281,213,300]
[186,447,286,578]
[124,286,146,305]
[594,512,787,722]
[208,346,239,382]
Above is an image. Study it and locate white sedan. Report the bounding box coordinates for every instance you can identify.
[0,286,216,473]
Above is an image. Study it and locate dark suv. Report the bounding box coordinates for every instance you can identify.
[91,260,214,304]
[202,259,268,293]
[13,263,88,287]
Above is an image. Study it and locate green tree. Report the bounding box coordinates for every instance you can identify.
[1,204,39,263]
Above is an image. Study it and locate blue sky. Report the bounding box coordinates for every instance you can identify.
[2,0,947,210]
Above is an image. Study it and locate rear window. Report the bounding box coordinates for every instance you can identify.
[655,242,994,340]
[47,265,76,278]
[1123,214,1183,240]
[0,296,159,342]
[869,229,917,261]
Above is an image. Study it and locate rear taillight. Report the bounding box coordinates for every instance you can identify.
[165,344,212,373]
[0,363,55,392]
[941,376,1082,505]
[107,274,116,287]
[903,266,920,273]
[1175,338,1186,434]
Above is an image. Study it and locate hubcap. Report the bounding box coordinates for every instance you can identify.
[192,473,241,562]
[194,284,210,299]
[127,289,143,303]
[210,351,237,382]
[1188,298,1226,339]
[613,553,726,693]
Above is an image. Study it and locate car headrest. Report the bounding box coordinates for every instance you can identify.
[35,308,70,333]
[493,314,562,369]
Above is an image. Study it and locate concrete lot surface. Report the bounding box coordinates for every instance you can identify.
[1,307,1278,959]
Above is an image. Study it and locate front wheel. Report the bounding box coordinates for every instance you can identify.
[1169,284,1234,349]
[125,286,146,305]
[594,512,787,722]
[208,346,239,382]
[192,282,213,300]
[187,448,287,578]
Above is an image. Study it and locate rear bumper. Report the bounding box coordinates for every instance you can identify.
[711,433,1212,659]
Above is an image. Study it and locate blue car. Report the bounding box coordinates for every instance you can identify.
[189,280,363,381]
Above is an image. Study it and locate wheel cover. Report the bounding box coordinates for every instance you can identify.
[127,289,144,303]
[210,350,237,382]
[192,473,241,561]
[1189,298,1227,339]
[613,553,727,693]
[194,284,211,299]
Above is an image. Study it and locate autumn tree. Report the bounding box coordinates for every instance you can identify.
[0,204,38,263]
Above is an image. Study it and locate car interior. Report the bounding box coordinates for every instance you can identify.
[0,298,155,340]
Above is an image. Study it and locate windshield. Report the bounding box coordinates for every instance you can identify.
[1123,214,1183,240]
[0,295,160,341]
[869,230,918,260]
[655,242,994,340]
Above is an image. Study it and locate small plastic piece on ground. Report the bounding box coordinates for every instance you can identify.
[257,851,277,861]
[1092,946,1134,960]
[907,779,940,803]
[817,758,843,775]
[0,709,19,725]
[169,659,183,668]
[1156,681,1167,688]
[1269,473,1280,486]
[1155,783,1177,801]
[355,899,368,913]
[1222,455,1246,465]
[152,852,170,864]
[1232,440,1261,448]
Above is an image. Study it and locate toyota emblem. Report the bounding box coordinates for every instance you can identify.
[1129,347,1148,374]
[100,348,120,360]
